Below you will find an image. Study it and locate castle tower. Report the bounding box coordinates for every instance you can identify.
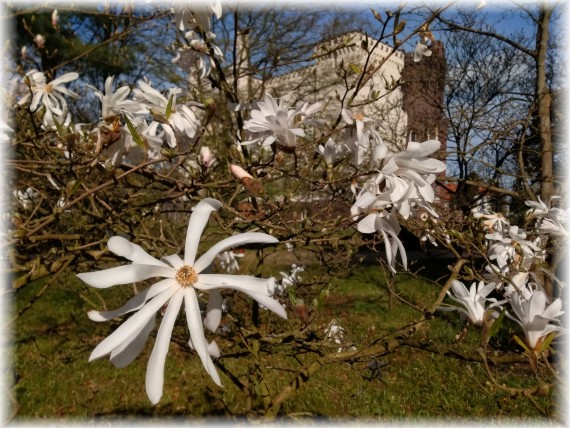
[401,40,447,164]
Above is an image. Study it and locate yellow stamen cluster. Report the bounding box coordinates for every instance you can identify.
[354,113,364,121]
[175,265,198,287]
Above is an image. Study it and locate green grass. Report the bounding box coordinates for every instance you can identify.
[9,265,561,423]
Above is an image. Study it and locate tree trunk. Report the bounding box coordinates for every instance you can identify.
[535,7,554,299]
[536,7,553,202]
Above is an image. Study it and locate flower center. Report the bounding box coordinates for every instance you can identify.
[175,265,198,287]
[354,113,364,121]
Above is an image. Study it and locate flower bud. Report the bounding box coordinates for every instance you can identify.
[33,34,45,48]
[230,165,264,197]
[52,9,59,28]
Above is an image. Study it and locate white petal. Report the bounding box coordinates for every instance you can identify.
[207,340,221,358]
[184,198,223,265]
[89,286,178,361]
[88,279,177,322]
[146,289,184,405]
[183,288,222,386]
[357,213,379,234]
[51,72,79,85]
[110,314,156,368]
[196,274,287,319]
[194,232,278,273]
[204,289,223,333]
[108,236,168,267]
[162,254,184,270]
[77,264,175,288]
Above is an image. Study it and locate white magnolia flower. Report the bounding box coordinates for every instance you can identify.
[526,196,568,237]
[134,81,198,147]
[486,225,543,270]
[341,109,382,166]
[317,138,346,167]
[507,290,563,350]
[174,1,222,34]
[243,94,321,150]
[440,280,501,327]
[377,140,446,219]
[172,30,224,78]
[525,196,560,220]
[42,105,72,131]
[93,75,148,120]
[473,211,510,234]
[413,37,432,62]
[77,199,286,404]
[23,70,79,117]
[352,197,406,272]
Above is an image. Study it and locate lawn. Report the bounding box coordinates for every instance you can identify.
[8,262,561,424]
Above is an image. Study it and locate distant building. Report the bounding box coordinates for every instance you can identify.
[235,31,447,160]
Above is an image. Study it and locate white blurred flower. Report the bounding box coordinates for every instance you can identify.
[349,139,446,273]
[172,30,224,78]
[0,120,13,144]
[275,264,304,295]
[216,250,244,273]
[317,138,346,167]
[507,290,563,351]
[440,280,501,327]
[473,211,510,234]
[173,1,222,34]
[413,37,432,62]
[77,198,286,404]
[486,226,543,270]
[92,75,148,120]
[324,320,355,352]
[526,196,568,237]
[420,229,438,247]
[13,187,39,210]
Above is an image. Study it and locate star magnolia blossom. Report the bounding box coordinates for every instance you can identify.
[134,81,198,148]
[440,280,501,327]
[93,75,148,120]
[413,37,432,62]
[21,70,79,119]
[243,94,322,149]
[486,226,543,271]
[341,109,385,166]
[507,290,563,350]
[317,138,346,168]
[174,0,222,34]
[77,198,286,404]
[350,139,446,272]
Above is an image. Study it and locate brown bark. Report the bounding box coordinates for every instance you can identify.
[536,7,553,202]
[536,7,554,298]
